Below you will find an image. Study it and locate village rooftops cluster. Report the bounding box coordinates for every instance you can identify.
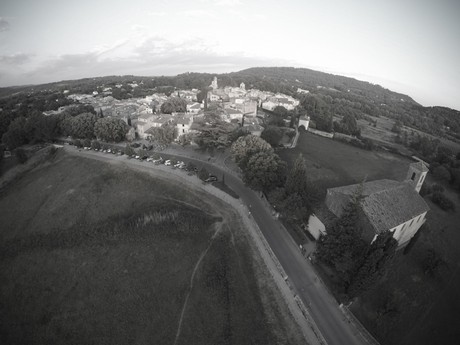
[59,76,298,141]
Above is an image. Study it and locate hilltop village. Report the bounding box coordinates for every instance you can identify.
[44,77,301,144]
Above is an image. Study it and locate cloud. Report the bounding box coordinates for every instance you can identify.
[0,36,289,87]
[215,0,242,6]
[200,0,242,6]
[180,9,213,18]
[0,53,32,65]
[0,17,10,32]
[147,11,166,17]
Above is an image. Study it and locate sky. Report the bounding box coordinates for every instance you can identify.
[0,0,459,110]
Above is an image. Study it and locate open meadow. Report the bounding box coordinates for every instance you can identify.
[0,151,303,345]
[279,131,411,193]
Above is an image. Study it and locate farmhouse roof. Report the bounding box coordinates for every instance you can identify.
[326,179,429,233]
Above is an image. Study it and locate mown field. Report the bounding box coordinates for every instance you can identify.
[0,151,303,345]
[280,131,411,193]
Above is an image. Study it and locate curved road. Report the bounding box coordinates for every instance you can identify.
[66,145,370,345]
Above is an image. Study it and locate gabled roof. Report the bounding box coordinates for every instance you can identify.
[326,179,429,233]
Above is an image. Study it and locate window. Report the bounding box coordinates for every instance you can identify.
[411,172,416,181]
[409,218,414,227]
[419,175,425,184]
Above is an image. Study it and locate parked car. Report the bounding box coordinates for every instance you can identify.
[205,175,218,182]
[146,157,153,162]
[153,157,164,165]
[174,161,185,169]
[164,160,172,166]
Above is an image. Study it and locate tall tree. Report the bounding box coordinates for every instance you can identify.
[94,117,128,142]
[316,185,367,284]
[230,134,273,170]
[243,151,286,191]
[347,231,397,297]
[261,126,283,147]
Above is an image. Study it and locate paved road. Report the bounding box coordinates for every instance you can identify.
[67,145,369,345]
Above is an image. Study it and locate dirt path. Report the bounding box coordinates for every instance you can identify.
[173,220,224,345]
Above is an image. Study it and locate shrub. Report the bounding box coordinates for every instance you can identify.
[91,140,101,150]
[198,167,209,181]
[15,148,28,164]
[433,165,451,181]
[431,183,445,193]
[83,139,91,148]
[73,139,82,148]
[430,191,455,211]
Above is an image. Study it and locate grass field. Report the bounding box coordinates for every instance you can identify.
[0,151,303,345]
[279,131,411,194]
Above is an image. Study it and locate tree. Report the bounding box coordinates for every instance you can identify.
[149,123,177,145]
[198,167,209,181]
[243,151,287,191]
[433,165,451,182]
[68,113,98,139]
[15,148,28,164]
[91,140,101,150]
[73,139,82,148]
[286,154,319,206]
[230,135,273,170]
[347,231,397,297]
[160,97,187,114]
[124,144,135,156]
[316,185,367,284]
[273,106,288,118]
[94,117,128,142]
[2,117,27,149]
[261,126,283,147]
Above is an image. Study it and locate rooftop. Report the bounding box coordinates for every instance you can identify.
[326,179,429,233]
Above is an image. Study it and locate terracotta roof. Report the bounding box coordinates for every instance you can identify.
[326,179,429,233]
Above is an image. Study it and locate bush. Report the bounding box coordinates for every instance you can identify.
[73,139,82,148]
[431,183,445,193]
[91,140,101,150]
[83,139,91,148]
[15,148,28,164]
[198,167,209,181]
[430,191,455,211]
[433,165,451,181]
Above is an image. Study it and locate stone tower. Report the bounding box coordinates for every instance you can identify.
[210,76,218,90]
[405,161,429,193]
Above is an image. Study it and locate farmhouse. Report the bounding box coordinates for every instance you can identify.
[308,162,430,248]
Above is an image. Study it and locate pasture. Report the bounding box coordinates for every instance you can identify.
[280,131,411,193]
[0,152,303,345]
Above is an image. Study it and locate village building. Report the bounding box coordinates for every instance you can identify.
[298,115,310,130]
[308,162,430,248]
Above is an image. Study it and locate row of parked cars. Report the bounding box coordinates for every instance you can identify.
[79,144,218,183]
